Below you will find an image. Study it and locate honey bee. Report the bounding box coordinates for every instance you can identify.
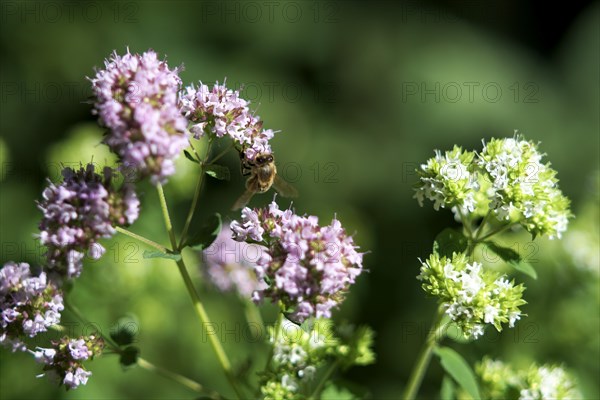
[232,152,298,210]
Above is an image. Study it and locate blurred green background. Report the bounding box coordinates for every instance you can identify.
[1,1,598,398]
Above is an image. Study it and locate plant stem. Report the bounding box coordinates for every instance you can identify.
[243,300,264,331]
[137,357,216,397]
[155,184,244,399]
[266,309,284,371]
[206,143,234,165]
[178,141,214,249]
[65,301,211,396]
[402,307,446,400]
[115,226,169,253]
[308,360,340,400]
[255,310,284,397]
[188,139,201,161]
[477,223,515,242]
[457,207,474,238]
[474,211,492,241]
[156,183,178,248]
[64,301,120,349]
[178,173,204,250]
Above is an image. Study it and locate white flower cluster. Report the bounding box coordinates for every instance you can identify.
[261,319,334,398]
[414,145,479,214]
[477,357,580,400]
[478,136,571,239]
[415,135,571,240]
[520,365,580,400]
[418,252,526,339]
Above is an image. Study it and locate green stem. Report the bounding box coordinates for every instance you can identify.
[308,360,340,400]
[137,357,218,397]
[474,211,492,241]
[243,300,264,331]
[64,301,120,349]
[266,310,284,370]
[178,141,214,249]
[65,302,211,396]
[178,172,205,249]
[115,226,169,253]
[155,184,245,400]
[256,310,284,397]
[457,207,474,238]
[156,184,178,248]
[402,307,446,400]
[206,143,234,165]
[477,223,515,242]
[188,139,201,161]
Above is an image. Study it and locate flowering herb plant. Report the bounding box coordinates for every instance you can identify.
[1,49,579,399]
[404,136,577,399]
[1,49,372,399]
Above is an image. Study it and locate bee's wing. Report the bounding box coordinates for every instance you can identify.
[231,189,256,210]
[273,175,299,198]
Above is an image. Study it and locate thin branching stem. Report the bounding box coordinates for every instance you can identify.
[156,183,245,399]
[115,226,169,253]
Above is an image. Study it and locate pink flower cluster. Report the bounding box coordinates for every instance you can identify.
[0,262,63,352]
[90,50,188,184]
[179,81,274,160]
[38,164,139,279]
[231,202,363,321]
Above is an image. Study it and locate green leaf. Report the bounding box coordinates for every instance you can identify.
[434,228,469,257]
[110,316,139,346]
[142,250,182,261]
[119,346,139,367]
[434,346,481,400]
[484,241,537,279]
[321,383,358,400]
[204,164,230,180]
[440,375,456,400]
[183,149,199,164]
[184,213,222,251]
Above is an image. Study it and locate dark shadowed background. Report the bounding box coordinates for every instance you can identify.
[1,1,598,399]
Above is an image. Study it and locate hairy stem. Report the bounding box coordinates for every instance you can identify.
[402,307,446,400]
[457,207,474,238]
[477,222,516,242]
[178,141,213,249]
[156,184,244,399]
[156,184,178,248]
[115,226,169,253]
[308,360,340,400]
[64,302,210,396]
[255,310,284,397]
[206,143,234,165]
[474,211,492,241]
[137,357,218,397]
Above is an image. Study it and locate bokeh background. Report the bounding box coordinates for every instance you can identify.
[1,0,598,399]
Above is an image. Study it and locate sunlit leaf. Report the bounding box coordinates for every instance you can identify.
[434,346,480,400]
[485,241,537,279]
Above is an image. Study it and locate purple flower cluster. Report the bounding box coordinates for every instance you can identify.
[33,334,104,390]
[0,262,63,352]
[38,164,139,279]
[231,202,364,321]
[179,81,274,160]
[202,224,266,298]
[90,49,188,184]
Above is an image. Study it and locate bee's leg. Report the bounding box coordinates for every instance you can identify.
[245,175,258,190]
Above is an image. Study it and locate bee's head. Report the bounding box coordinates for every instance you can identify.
[256,153,274,165]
